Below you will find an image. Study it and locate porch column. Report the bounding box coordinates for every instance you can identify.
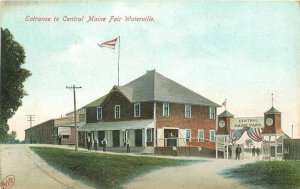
[226,136,229,160]
[223,136,225,159]
[275,135,277,160]
[145,128,147,147]
[216,136,218,159]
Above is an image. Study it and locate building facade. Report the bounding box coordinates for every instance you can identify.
[24,112,85,145]
[78,70,220,155]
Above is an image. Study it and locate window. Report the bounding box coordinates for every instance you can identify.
[163,102,169,117]
[186,129,191,142]
[209,130,215,142]
[96,107,102,120]
[115,105,120,119]
[185,105,191,118]
[123,130,128,145]
[134,103,141,117]
[147,128,154,142]
[209,107,216,119]
[198,129,204,142]
[63,135,69,139]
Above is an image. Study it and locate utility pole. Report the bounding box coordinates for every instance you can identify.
[66,85,82,152]
[26,115,35,144]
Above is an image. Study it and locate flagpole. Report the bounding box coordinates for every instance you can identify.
[118,36,120,86]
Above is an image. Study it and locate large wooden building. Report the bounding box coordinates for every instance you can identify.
[78,70,220,155]
[24,111,85,145]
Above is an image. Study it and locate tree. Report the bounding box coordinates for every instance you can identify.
[0,28,31,142]
[7,130,17,143]
[245,139,254,150]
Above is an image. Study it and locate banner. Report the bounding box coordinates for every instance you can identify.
[230,117,264,130]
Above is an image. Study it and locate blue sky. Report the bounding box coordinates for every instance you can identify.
[2,1,300,140]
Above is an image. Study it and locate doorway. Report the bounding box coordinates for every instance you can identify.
[164,129,178,147]
[112,130,120,147]
[135,129,143,147]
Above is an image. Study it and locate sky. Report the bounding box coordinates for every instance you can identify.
[1,1,300,140]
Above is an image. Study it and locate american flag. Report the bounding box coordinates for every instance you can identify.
[98,38,118,49]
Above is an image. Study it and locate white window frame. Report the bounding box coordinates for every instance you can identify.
[96,107,102,120]
[134,103,141,117]
[147,128,153,142]
[115,105,121,119]
[198,129,204,142]
[209,107,216,119]
[185,104,192,118]
[209,130,215,142]
[162,102,170,117]
[186,129,191,142]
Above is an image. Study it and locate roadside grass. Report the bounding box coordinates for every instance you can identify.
[30,147,198,189]
[221,161,300,189]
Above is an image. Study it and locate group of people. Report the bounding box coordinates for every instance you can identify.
[87,136,107,152]
[252,146,260,157]
[226,144,242,160]
[87,136,131,153]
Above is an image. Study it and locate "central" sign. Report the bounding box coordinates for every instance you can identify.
[230,117,264,130]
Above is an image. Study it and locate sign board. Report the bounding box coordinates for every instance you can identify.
[58,127,71,135]
[230,117,264,130]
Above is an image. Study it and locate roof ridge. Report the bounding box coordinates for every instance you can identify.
[154,71,219,106]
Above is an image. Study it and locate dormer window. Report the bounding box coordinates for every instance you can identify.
[163,102,169,117]
[209,107,216,119]
[115,105,120,119]
[96,107,102,120]
[134,103,141,117]
[185,104,191,118]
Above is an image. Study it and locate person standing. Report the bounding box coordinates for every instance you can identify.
[94,137,98,151]
[256,147,260,157]
[126,138,130,153]
[87,136,91,151]
[58,135,62,145]
[236,144,242,160]
[101,137,107,152]
[228,145,232,159]
[252,146,256,157]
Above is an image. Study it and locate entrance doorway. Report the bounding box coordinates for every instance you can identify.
[98,131,105,147]
[164,129,178,147]
[135,129,143,147]
[112,130,120,147]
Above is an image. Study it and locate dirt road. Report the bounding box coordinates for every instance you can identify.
[123,155,264,189]
[0,144,93,189]
[1,144,262,189]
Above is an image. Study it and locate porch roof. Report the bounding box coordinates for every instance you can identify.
[78,119,155,131]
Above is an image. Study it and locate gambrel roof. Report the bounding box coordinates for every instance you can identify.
[85,70,220,107]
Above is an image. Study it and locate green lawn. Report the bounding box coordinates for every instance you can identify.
[222,161,300,189]
[30,147,197,188]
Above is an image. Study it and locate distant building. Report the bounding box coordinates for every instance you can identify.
[78,70,220,155]
[24,112,85,145]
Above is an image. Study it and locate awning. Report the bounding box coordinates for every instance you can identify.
[78,119,155,132]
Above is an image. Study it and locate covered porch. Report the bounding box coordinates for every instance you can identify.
[78,119,155,153]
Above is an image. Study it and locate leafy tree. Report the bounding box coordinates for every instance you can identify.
[245,139,254,150]
[0,28,31,142]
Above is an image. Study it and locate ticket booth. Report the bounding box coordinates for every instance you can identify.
[261,107,285,160]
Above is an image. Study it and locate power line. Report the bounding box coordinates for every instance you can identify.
[26,114,35,144]
[66,85,82,152]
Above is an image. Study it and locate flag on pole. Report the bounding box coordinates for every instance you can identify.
[222,99,227,109]
[98,38,118,49]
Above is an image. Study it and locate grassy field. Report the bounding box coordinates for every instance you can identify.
[30,147,197,188]
[222,161,300,189]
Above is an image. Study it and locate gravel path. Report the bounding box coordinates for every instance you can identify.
[1,144,264,189]
[0,144,94,189]
[122,155,265,189]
